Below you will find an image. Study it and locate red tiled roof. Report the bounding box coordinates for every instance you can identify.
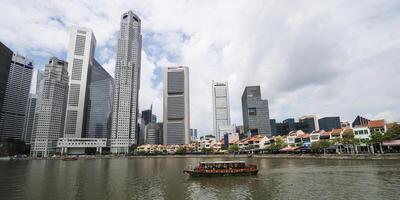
[331,128,342,136]
[368,120,385,128]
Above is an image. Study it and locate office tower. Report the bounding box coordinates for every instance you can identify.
[270,119,277,136]
[299,115,319,133]
[190,128,197,142]
[146,123,160,144]
[111,11,142,153]
[212,81,231,139]
[157,122,163,144]
[137,113,145,145]
[22,94,37,144]
[0,54,33,141]
[0,42,13,121]
[142,105,157,125]
[84,60,113,138]
[318,117,341,131]
[64,27,96,138]
[31,58,69,157]
[163,66,190,145]
[36,69,44,93]
[241,86,272,137]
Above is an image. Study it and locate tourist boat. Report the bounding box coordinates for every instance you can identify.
[183,161,258,177]
[62,156,78,161]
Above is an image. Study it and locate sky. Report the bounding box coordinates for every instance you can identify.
[1,0,399,136]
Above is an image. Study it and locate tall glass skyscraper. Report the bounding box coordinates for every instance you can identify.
[0,54,33,141]
[84,60,113,139]
[0,42,13,136]
[212,81,231,139]
[111,11,142,153]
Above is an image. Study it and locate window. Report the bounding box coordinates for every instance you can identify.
[248,108,257,116]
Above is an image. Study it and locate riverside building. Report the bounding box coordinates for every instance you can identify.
[31,58,69,157]
[0,53,33,141]
[212,81,231,140]
[163,66,190,145]
[110,11,142,153]
[241,86,272,137]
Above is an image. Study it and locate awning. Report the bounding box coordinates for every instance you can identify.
[279,146,301,152]
[383,140,400,146]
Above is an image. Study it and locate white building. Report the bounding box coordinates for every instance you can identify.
[212,81,231,139]
[218,125,236,140]
[57,138,107,155]
[31,58,69,157]
[111,11,142,153]
[163,66,190,145]
[64,27,96,138]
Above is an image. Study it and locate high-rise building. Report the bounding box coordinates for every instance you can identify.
[0,54,33,141]
[64,27,96,138]
[190,128,197,142]
[142,106,157,125]
[318,117,341,131]
[0,42,13,122]
[212,81,231,139]
[22,94,37,144]
[111,11,142,153]
[157,122,163,145]
[31,58,69,157]
[241,86,272,137]
[299,115,319,133]
[83,60,113,138]
[163,66,190,145]
[146,123,160,144]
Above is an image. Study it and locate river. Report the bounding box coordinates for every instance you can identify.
[1,157,399,200]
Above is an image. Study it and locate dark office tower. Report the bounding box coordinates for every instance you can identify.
[84,60,113,138]
[299,115,319,133]
[22,94,37,144]
[157,122,163,145]
[146,123,160,144]
[142,106,157,126]
[241,86,272,137]
[0,54,33,141]
[0,42,13,122]
[270,119,277,136]
[318,117,341,131]
[352,116,369,128]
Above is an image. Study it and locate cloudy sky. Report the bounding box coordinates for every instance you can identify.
[1,0,399,136]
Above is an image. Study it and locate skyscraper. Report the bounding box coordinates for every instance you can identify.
[31,58,69,157]
[0,42,13,122]
[212,81,231,139]
[0,54,33,141]
[163,66,190,145]
[299,115,319,133]
[111,11,142,153]
[241,86,272,137]
[22,94,37,144]
[64,27,96,138]
[83,60,113,139]
[318,117,341,131]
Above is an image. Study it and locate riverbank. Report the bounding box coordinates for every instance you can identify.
[3,153,400,161]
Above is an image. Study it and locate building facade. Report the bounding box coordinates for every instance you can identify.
[190,128,198,142]
[318,117,341,131]
[0,42,13,124]
[0,54,33,141]
[64,27,96,139]
[31,58,69,157]
[241,86,272,137]
[212,81,231,139]
[299,115,319,133]
[22,94,37,144]
[146,123,160,144]
[83,60,113,139]
[163,66,190,145]
[111,11,142,153]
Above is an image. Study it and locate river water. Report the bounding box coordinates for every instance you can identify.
[0,157,399,200]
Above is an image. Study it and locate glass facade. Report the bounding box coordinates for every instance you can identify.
[83,60,113,139]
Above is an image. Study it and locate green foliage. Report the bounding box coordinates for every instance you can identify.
[384,124,400,140]
[311,140,332,152]
[370,131,385,144]
[176,147,186,155]
[201,147,213,154]
[228,144,239,152]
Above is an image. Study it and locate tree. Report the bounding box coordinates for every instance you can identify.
[311,141,331,154]
[228,144,239,153]
[370,131,385,154]
[176,147,186,155]
[384,124,400,140]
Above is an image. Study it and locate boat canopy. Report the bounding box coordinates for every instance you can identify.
[199,161,245,164]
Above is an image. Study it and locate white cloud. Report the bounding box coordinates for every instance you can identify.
[1,0,400,136]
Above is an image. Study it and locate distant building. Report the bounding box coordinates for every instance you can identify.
[318,117,341,131]
[190,128,198,142]
[157,122,163,144]
[111,11,142,152]
[212,81,231,139]
[163,66,190,145]
[0,54,33,141]
[299,115,319,133]
[142,107,157,125]
[22,94,37,144]
[270,118,315,135]
[146,123,160,144]
[241,86,272,137]
[137,113,145,145]
[31,58,69,157]
[270,119,277,136]
[217,125,236,140]
[352,116,369,127]
[0,42,13,121]
[341,121,351,129]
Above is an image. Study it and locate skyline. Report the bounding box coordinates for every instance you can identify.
[1,1,399,136]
